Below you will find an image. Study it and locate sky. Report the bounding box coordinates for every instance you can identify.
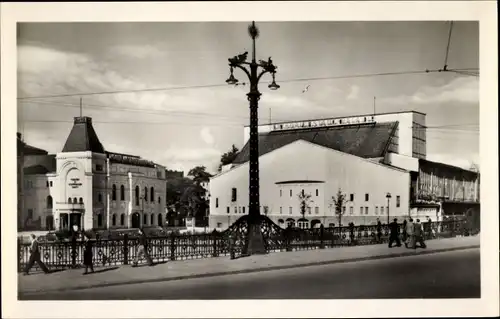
[17,21,479,173]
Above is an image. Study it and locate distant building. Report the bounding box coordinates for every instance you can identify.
[165,169,184,179]
[19,116,168,231]
[209,111,480,229]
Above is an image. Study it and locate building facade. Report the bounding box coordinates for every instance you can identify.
[20,116,168,231]
[210,110,480,230]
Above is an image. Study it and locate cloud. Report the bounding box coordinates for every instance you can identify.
[200,127,215,145]
[346,85,360,100]
[384,76,479,106]
[108,45,164,59]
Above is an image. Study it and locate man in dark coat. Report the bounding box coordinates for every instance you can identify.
[376,219,383,243]
[388,218,402,248]
[133,228,154,267]
[83,233,94,274]
[24,234,50,275]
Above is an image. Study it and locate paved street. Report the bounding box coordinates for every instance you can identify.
[19,248,479,300]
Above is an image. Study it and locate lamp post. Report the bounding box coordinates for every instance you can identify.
[226,21,280,255]
[386,192,392,225]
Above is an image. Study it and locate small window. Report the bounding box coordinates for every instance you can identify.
[68,197,71,203]
[120,214,125,225]
[307,207,311,214]
[227,207,230,214]
[396,196,401,207]
[50,181,53,187]
[217,222,222,228]
[98,193,103,202]
[112,184,117,201]
[46,181,49,187]
[73,197,77,204]
[143,214,147,225]
[375,206,378,214]
[290,189,292,197]
[350,194,354,201]
[144,187,148,202]
[315,207,319,214]
[365,206,369,215]
[120,185,125,201]
[365,193,369,201]
[349,207,353,215]
[238,207,241,214]
[360,207,363,214]
[79,197,83,204]
[216,198,219,208]
[231,188,237,202]
[27,209,33,219]
[280,207,283,214]
[158,196,161,204]
[97,214,103,227]
[289,207,293,214]
[280,189,282,197]
[234,206,237,214]
[264,206,269,215]
[96,164,103,172]
[381,206,385,214]
[112,214,116,226]
[342,206,346,214]
[151,214,154,225]
[242,206,245,214]
[316,189,319,196]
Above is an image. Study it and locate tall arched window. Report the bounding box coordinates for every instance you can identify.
[68,197,71,203]
[97,214,103,227]
[143,213,148,225]
[112,214,116,226]
[150,213,154,225]
[79,197,83,204]
[112,184,117,201]
[158,214,163,226]
[144,187,148,202]
[46,195,53,209]
[120,213,125,226]
[120,185,125,201]
[73,197,77,204]
[135,186,140,206]
[150,187,154,202]
[158,197,161,204]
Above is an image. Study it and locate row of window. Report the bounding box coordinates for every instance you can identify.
[110,185,161,206]
[279,189,321,197]
[96,212,165,227]
[45,181,53,187]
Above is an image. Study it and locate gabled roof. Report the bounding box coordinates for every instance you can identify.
[232,122,398,164]
[62,117,105,153]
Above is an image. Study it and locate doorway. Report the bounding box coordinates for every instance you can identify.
[131,212,141,228]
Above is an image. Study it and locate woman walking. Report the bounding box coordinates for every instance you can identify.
[83,233,95,275]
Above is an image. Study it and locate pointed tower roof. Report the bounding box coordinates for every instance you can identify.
[62,116,105,153]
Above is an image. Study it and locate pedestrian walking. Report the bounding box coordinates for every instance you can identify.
[83,233,94,274]
[425,217,433,239]
[405,218,415,248]
[414,219,427,248]
[348,222,355,245]
[132,228,154,267]
[376,219,383,243]
[388,218,402,248]
[402,219,408,242]
[24,234,50,275]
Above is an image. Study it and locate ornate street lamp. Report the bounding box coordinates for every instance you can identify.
[386,192,392,225]
[226,21,280,255]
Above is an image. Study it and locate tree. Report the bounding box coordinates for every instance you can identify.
[330,188,348,227]
[218,144,239,172]
[187,166,212,185]
[297,190,313,224]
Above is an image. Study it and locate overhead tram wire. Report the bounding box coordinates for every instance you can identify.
[16,67,476,101]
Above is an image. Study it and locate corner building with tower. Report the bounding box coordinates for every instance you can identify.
[209,110,480,229]
[18,116,167,231]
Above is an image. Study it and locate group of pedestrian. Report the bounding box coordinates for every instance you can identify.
[23,228,155,276]
[386,218,427,249]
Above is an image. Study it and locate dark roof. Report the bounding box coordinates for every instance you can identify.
[106,151,156,168]
[23,155,57,175]
[418,159,479,177]
[62,117,105,153]
[17,134,48,156]
[233,122,398,164]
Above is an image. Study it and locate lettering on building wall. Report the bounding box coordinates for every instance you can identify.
[68,178,82,189]
[272,115,375,131]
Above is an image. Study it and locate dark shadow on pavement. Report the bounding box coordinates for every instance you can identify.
[90,266,120,274]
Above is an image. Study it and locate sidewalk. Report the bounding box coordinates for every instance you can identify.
[18,236,479,294]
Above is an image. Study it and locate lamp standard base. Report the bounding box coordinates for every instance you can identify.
[246,221,267,255]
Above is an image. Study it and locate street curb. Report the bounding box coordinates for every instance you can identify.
[19,245,479,295]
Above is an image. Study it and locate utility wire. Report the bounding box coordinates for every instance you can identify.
[16,67,476,100]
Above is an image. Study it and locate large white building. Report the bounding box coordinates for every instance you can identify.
[19,116,168,231]
[209,111,480,229]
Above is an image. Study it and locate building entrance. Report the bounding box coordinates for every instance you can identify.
[131,212,141,228]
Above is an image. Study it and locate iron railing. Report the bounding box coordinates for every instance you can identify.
[18,219,475,272]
